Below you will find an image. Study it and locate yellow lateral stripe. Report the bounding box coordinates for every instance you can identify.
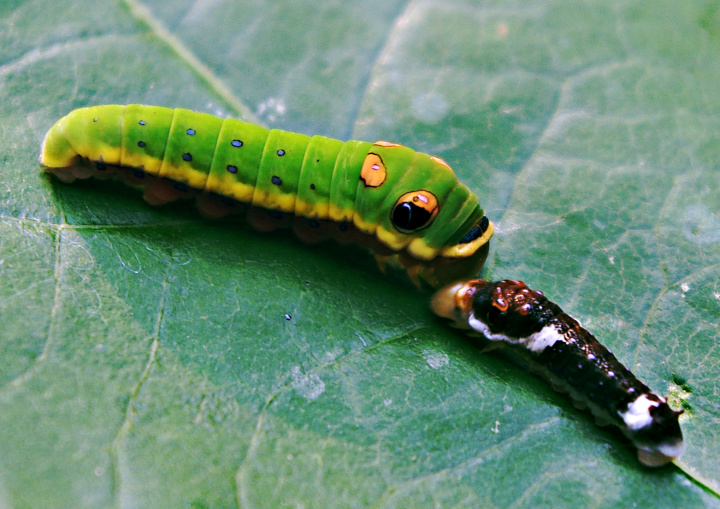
[204,173,255,202]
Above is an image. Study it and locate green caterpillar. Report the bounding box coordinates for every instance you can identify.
[40,105,493,287]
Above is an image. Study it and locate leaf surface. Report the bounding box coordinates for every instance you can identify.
[1,0,718,507]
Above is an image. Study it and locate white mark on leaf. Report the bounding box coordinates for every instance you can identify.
[323,348,343,363]
[423,350,449,369]
[290,366,325,401]
[491,420,500,433]
[683,204,720,244]
[411,92,449,124]
[681,283,690,293]
[383,398,392,407]
[113,240,142,274]
[257,97,287,123]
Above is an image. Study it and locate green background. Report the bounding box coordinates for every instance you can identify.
[1,0,719,507]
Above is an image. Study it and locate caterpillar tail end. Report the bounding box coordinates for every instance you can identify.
[40,114,81,169]
[40,113,87,184]
[636,439,685,467]
[624,400,685,467]
[40,108,110,183]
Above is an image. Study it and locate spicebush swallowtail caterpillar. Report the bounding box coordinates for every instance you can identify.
[40,104,684,466]
[432,279,685,467]
[40,104,493,289]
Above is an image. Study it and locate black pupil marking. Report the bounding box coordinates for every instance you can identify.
[308,220,320,228]
[487,306,507,328]
[458,216,490,244]
[138,141,146,148]
[310,183,316,190]
[227,165,238,173]
[174,182,189,192]
[392,202,432,231]
[134,170,145,178]
[231,140,243,147]
[480,215,489,231]
[277,149,285,156]
[339,222,348,231]
[139,120,146,125]
[96,162,107,171]
[182,153,192,162]
[269,210,282,219]
[271,176,282,186]
[186,128,196,135]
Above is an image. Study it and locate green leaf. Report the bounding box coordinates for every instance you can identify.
[1,0,718,507]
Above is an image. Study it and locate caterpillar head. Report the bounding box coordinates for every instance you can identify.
[358,143,494,286]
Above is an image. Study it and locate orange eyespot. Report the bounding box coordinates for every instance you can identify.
[430,155,453,172]
[360,153,387,187]
[391,190,439,233]
[373,140,403,148]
